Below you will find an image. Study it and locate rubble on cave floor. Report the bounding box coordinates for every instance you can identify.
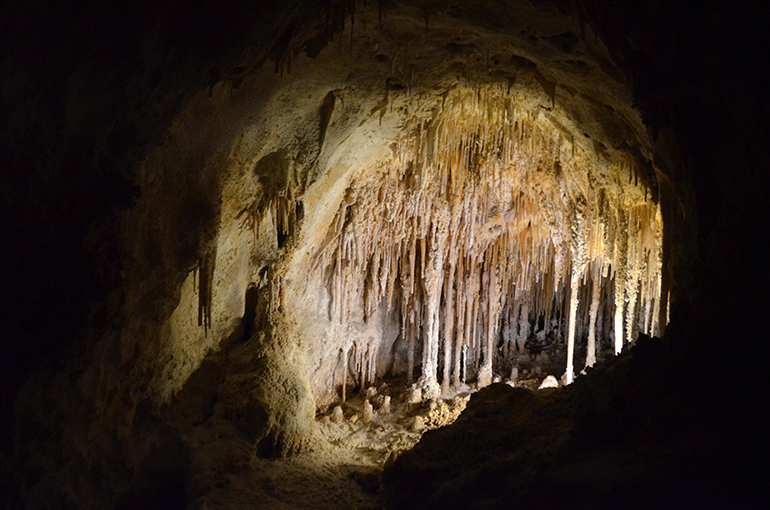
[311,334,608,470]
[193,345,606,510]
[311,342,589,462]
[314,376,471,468]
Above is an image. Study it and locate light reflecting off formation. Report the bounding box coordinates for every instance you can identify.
[299,86,664,397]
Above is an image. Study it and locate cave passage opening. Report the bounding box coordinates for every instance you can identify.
[133,3,673,464]
[99,3,676,503]
[298,85,665,414]
[13,0,754,507]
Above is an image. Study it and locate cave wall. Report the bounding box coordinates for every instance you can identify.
[54,0,668,420]
[121,0,665,412]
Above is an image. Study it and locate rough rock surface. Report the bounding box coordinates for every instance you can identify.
[538,375,560,389]
[1,0,767,509]
[384,335,764,509]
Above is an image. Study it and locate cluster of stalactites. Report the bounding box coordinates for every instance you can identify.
[314,87,663,397]
[330,336,379,403]
[239,188,302,250]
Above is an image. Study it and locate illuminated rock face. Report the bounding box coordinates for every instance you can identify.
[6,1,768,508]
[84,2,670,425]
[293,86,662,403]
[4,1,689,507]
[98,1,668,421]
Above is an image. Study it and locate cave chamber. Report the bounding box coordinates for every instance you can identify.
[2,1,765,509]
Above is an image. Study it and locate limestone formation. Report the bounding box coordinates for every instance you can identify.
[4,1,686,508]
[539,375,560,389]
[331,405,344,424]
[381,395,391,414]
[306,86,662,401]
[406,385,423,405]
[362,399,374,424]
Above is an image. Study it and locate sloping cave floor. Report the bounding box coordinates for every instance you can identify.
[154,329,618,510]
[381,334,766,510]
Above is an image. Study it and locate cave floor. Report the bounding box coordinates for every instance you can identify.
[196,350,590,510]
[191,374,472,509]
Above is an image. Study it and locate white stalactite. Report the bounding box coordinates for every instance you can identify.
[307,86,663,398]
[565,271,580,385]
[441,259,457,395]
[586,262,601,368]
[419,230,444,399]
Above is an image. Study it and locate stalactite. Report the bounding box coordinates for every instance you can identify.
[441,257,457,395]
[564,271,579,384]
[565,200,587,384]
[197,250,215,335]
[369,341,378,387]
[336,347,349,403]
[624,206,643,345]
[651,275,661,337]
[479,241,502,387]
[598,276,608,348]
[613,209,629,354]
[407,309,416,383]
[517,301,530,354]
[586,261,601,368]
[452,262,466,387]
[309,86,662,397]
[625,274,641,345]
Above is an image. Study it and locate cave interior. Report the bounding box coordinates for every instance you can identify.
[0,1,768,509]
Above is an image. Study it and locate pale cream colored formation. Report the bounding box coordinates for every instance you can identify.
[305,85,662,395]
[138,4,668,418]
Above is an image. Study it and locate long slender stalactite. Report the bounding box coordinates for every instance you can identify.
[585,260,602,368]
[306,86,663,396]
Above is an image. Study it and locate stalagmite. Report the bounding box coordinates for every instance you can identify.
[331,405,344,423]
[362,400,373,424]
[381,395,391,413]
